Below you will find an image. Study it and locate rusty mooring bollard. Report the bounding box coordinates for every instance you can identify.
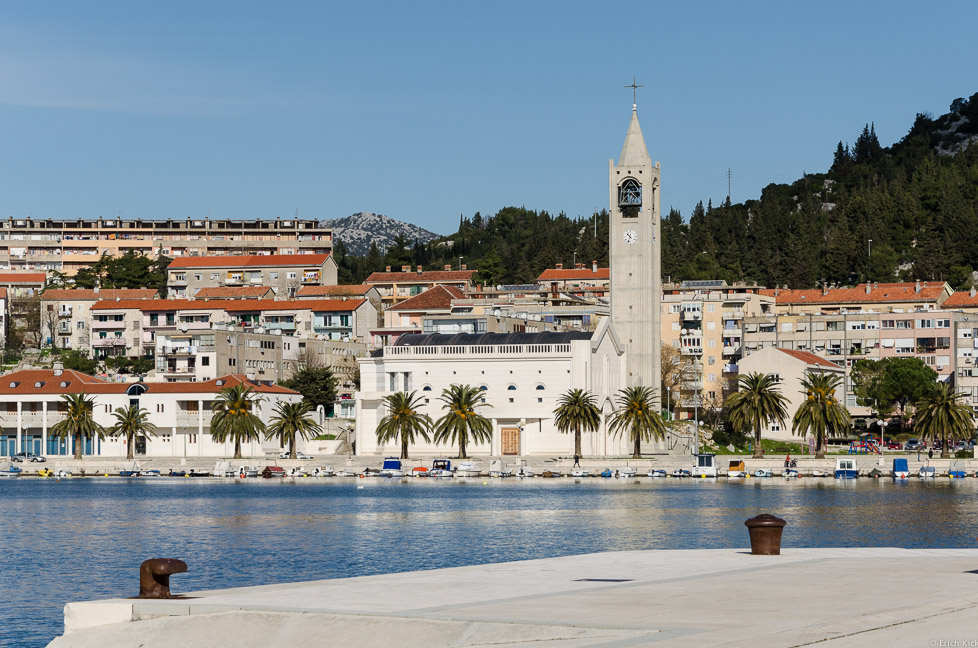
[744,514,787,555]
[139,558,188,598]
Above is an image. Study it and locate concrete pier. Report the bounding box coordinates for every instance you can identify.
[49,547,978,647]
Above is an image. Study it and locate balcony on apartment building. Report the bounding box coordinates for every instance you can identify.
[680,307,702,322]
[58,307,72,318]
[262,318,297,331]
[92,337,128,347]
[91,319,127,329]
[722,363,739,373]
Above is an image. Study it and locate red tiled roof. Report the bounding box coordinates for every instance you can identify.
[777,348,842,369]
[0,370,299,395]
[389,285,465,311]
[91,299,225,311]
[0,272,46,284]
[297,285,372,297]
[222,298,366,313]
[364,270,475,283]
[536,267,610,281]
[168,253,330,269]
[774,282,948,305]
[193,286,274,299]
[41,288,158,300]
[943,292,978,308]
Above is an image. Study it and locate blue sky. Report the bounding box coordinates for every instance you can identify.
[0,1,975,235]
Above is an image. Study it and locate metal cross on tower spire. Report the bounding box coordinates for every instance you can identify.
[625,76,644,106]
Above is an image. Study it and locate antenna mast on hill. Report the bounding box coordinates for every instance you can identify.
[727,168,731,201]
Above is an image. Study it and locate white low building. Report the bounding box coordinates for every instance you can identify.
[0,368,302,458]
[355,319,635,457]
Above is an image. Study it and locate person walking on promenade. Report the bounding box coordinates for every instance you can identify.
[784,453,791,469]
[573,454,580,467]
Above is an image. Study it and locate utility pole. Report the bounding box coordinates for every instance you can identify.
[727,168,731,201]
[868,239,873,257]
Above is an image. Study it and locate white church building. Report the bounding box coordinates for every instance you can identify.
[355,318,630,457]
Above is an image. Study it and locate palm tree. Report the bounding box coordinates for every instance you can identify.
[915,383,974,458]
[210,384,266,459]
[375,391,432,459]
[553,388,601,457]
[433,384,492,459]
[107,405,157,461]
[50,393,105,460]
[266,401,322,459]
[725,372,788,458]
[791,372,850,459]
[608,386,667,458]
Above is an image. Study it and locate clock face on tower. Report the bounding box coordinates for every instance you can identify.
[623,229,637,245]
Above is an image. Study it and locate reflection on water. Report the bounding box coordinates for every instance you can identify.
[3,477,978,647]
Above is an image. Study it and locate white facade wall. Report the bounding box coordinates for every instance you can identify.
[355,321,627,457]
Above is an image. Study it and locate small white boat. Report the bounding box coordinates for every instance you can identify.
[429,459,453,478]
[489,459,511,477]
[834,458,858,480]
[919,466,937,479]
[214,461,235,477]
[455,461,481,477]
[336,468,357,477]
[515,464,535,478]
[811,469,828,478]
[238,465,259,478]
[753,469,773,478]
[571,468,590,478]
[617,466,636,478]
[783,469,800,479]
[313,466,335,477]
[692,453,718,478]
[647,469,667,478]
[726,460,748,478]
[671,469,691,478]
[54,468,72,478]
[139,469,161,477]
[289,467,310,477]
[0,464,23,477]
[380,457,404,478]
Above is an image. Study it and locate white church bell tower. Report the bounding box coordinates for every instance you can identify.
[609,84,661,403]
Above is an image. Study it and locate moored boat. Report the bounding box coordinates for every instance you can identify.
[54,468,72,478]
[410,466,428,478]
[455,461,480,477]
[671,469,691,478]
[892,458,910,480]
[599,468,614,478]
[313,466,335,477]
[617,466,636,478]
[571,468,589,478]
[647,469,667,478]
[261,466,286,478]
[380,457,404,478]
[489,459,511,478]
[726,460,748,478]
[289,467,310,477]
[918,465,937,479]
[834,458,858,479]
[783,468,800,478]
[214,461,235,477]
[692,453,718,478]
[0,464,23,477]
[753,469,772,478]
[238,465,260,478]
[811,469,828,478]
[514,464,535,478]
[948,461,967,479]
[429,459,453,478]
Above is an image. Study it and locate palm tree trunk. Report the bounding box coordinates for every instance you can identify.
[289,436,296,459]
[74,433,83,460]
[941,431,949,458]
[459,435,467,459]
[233,439,242,460]
[127,433,134,461]
[574,425,583,457]
[633,434,641,459]
[753,424,763,458]
[815,434,825,460]
[401,433,408,460]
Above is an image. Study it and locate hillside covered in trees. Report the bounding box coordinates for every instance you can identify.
[337,92,978,289]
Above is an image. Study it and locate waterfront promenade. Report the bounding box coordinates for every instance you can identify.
[50,547,978,647]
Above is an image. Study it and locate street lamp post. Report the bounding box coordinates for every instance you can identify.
[868,239,872,258]
[666,386,672,421]
[694,392,700,455]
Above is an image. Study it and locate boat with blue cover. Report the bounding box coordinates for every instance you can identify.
[892,458,909,480]
[948,461,967,479]
[835,458,858,479]
[0,464,23,477]
[429,459,453,477]
[380,457,404,478]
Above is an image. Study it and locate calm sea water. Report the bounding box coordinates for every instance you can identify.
[3,476,978,648]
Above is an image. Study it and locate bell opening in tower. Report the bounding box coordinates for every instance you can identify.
[618,178,641,217]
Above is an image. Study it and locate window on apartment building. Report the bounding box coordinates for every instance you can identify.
[706,304,715,312]
[202,357,209,366]
[936,319,950,328]
[287,272,296,279]
[708,374,716,382]
[672,322,680,331]
[706,321,716,330]
[211,273,219,280]
[826,321,843,331]
[228,358,236,366]
[76,321,84,329]
[882,320,895,328]
[708,339,716,347]
[194,274,201,281]
[708,356,716,365]
[918,319,934,328]
[896,320,912,329]
[670,304,681,314]
[150,314,158,326]
[270,272,278,279]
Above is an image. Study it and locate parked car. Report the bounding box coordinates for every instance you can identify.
[279,451,313,460]
[904,439,922,451]
[11,452,45,463]
[885,440,902,450]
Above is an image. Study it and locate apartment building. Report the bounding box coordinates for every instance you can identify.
[535,263,610,298]
[0,367,301,458]
[167,253,337,298]
[90,299,229,359]
[222,298,375,343]
[769,281,951,315]
[192,286,274,300]
[364,265,475,306]
[0,216,332,276]
[660,280,775,418]
[40,288,158,351]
